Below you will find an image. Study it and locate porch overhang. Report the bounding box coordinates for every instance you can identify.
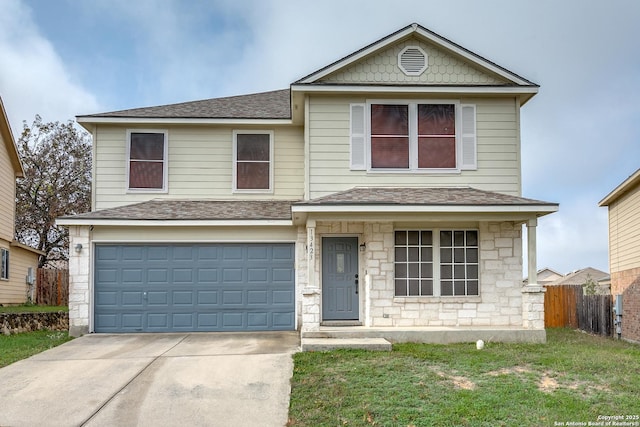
[291,187,558,226]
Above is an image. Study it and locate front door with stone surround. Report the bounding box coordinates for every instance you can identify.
[322,237,359,320]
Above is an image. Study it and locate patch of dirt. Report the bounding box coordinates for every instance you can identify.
[538,374,560,392]
[431,368,476,390]
[486,366,533,376]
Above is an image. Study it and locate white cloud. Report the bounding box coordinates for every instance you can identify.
[0,0,100,133]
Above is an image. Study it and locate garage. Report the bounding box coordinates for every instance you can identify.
[93,243,295,333]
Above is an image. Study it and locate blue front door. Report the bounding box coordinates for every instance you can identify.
[322,237,359,320]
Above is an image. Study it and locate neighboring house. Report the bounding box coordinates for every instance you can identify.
[523,267,563,285]
[58,23,558,342]
[600,168,640,343]
[0,97,44,305]
[545,267,610,294]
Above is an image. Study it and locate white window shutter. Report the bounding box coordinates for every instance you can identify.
[460,104,477,170]
[350,103,366,170]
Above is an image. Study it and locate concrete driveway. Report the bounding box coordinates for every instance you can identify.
[0,332,300,427]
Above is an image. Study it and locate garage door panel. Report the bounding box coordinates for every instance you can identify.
[97,269,118,284]
[173,291,194,305]
[272,290,294,305]
[198,268,218,283]
[147,291,168,306]
[122,313,144,329]
[248,290,268,305]
[273,312,294,327]
[197,290,218,305]
[95,243,295,332]
[122,291,143,306]
[122,247,144,261]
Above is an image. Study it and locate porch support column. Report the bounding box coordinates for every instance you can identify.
[301,219,320,332]
[527,218,538,286]
[523,217,546,336]
[307,219,316,289]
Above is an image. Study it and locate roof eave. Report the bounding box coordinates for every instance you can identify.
[290,84,538,104]
[292,204,558,214]
[599,168,640,206]
[75,116,293,126]
[56,218,294,227]
[0,97,24,177]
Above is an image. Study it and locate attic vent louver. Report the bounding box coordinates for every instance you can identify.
[398,46,428,76]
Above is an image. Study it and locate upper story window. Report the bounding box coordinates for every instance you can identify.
[370,102,456,170]
[233,130,273,192]
[1,248,9,280]
[127,130,168,191]
[350,101,476,172]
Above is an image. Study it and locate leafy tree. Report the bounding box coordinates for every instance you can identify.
[583,274,598,295]
[15,116,91,267]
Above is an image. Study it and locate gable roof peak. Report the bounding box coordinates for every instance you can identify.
[294,22,537,89]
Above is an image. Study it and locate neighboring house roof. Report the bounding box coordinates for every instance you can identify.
[599,168,640,206]
[546,267,609,287]
[0,96,24,177]
[10,240,46,256]
[523,267,564,285]
[77,89,291,121]
[57,199,295,223]
[295,187,556,207]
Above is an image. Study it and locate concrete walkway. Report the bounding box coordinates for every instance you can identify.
[0,332,300,427]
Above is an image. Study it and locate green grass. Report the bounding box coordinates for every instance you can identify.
[0,330,73,368]
[288,329,640,426]
[0,304,68,313]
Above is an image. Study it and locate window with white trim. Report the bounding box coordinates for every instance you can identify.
[349,101,476,172]
[233,130,273,192]
[394,229,479,297]
[127,130,168,191]
[1,248,8,280]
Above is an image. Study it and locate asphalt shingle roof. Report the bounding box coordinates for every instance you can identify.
[295,187,557,206]
[78,89,291,120]
[64,199,295,221]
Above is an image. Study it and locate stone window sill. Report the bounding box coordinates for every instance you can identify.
[393,296,482,304]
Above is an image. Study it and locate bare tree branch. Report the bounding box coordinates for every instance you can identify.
[15,116,92,267]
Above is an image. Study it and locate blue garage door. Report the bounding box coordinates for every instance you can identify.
[94,244,295,332]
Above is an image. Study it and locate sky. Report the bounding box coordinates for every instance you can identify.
[1,0,639,276]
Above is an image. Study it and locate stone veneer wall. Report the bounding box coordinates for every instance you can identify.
[364,221,525,327]
[303,220,537,329]
[68,225,90,336]
[1,312,69,335]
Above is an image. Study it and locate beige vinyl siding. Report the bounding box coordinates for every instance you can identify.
[94,125,304,210]
[0,133,16,241]
[608,183,640,273]
[0,245,39,304]
[307,95,521,199]
[92,226,298,242]
[320,37,506,85]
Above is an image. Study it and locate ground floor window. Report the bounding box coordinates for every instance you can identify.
[394,229,479,297]
[1,248,8,280]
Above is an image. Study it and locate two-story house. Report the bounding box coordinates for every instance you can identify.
[600,169,640,343]
[58,24,558,343]
[0,97,43,305]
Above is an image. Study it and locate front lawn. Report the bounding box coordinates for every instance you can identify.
[0,330,72,368]
[0,304,68,313]
[288,329,640,426]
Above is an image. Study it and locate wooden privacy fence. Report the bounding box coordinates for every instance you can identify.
[544,285,612,336]
[36,269,69,306]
